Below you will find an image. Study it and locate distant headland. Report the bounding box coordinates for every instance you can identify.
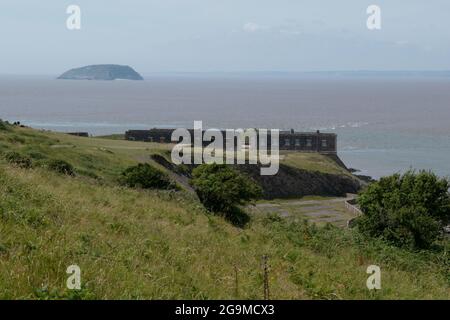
[57,64,144,81]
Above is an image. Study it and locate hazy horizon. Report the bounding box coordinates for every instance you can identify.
[2,70,450,78]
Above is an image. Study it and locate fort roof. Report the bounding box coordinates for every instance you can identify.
[128,128,336,135]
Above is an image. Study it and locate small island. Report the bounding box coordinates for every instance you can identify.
[57,64,144,81]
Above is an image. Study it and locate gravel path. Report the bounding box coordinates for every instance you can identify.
[251,194,357,227]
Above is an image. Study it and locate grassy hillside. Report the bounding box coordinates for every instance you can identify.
[0,124,449,299]
[0,126,170,184]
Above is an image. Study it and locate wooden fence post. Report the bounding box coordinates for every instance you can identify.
[262,255,270,300]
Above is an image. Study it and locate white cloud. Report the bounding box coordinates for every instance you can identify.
[242,22,268,33]
[242,21,303,36]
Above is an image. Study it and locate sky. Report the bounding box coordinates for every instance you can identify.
[1,0,450,74]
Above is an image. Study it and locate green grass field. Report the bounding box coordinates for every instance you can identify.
[0,124,449,299]
[281,152,351,176]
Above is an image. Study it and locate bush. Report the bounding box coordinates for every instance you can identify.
[3,151,32,168]
[121,163,175,190]
[47,159,75,176]
[356,170,450,249]
[0,120,9,131]
[191,164,262,221]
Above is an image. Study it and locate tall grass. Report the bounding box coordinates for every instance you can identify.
[0,164,448,299]
[0,126,448,299]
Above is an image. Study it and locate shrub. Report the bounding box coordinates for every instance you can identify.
[121,163,175,190]
[47,159,75,176]
[191,164,262,220]
[0,120,9,131]
[3,151,32,168]
[356,170,450,249]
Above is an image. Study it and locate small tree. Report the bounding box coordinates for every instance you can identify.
[121,163,175,190]
[0,119,9,131]
[357,170,450,249]
[191,164,262,218]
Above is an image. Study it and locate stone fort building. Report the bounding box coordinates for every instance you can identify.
[125,128,337,154]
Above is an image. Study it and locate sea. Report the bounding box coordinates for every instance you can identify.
[1,73,450,179]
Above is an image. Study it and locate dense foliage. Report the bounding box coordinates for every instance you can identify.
[357,170,450,249]
[121,163,174,190]
[0,120,8,131]
[191,164,262,214]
